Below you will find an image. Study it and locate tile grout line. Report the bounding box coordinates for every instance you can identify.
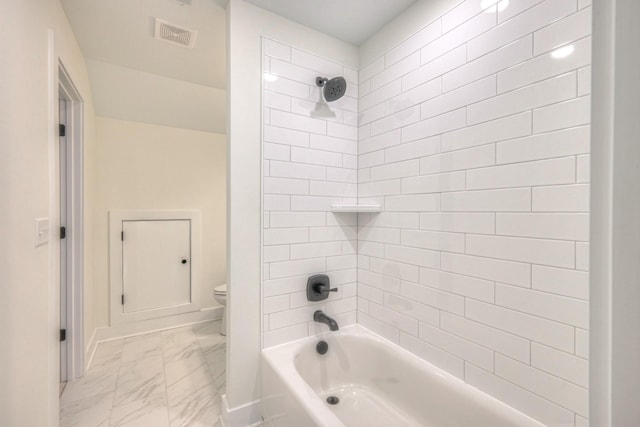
[159,331,172,427]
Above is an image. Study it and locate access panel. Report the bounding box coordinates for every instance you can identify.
[122,220,191,313]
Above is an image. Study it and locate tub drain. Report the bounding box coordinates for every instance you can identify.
[326,396,340,405]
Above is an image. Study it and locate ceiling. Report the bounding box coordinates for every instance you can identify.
[59,0,418,132]
[244,0,419,46]
[61,0,227,89]
[61,0,227,133]
[61,0,420,90]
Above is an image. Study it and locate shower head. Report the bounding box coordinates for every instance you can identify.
[316,76,347,102]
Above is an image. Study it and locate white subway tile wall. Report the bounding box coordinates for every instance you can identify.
[261,1,591,424]
[358,1,590,426]
[262,38,359,348]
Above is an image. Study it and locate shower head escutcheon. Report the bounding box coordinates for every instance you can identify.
[316,76,347,102]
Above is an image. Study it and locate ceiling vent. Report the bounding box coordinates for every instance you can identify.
[154,18,198,48]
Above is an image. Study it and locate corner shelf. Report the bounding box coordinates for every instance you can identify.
[330,204,381,213]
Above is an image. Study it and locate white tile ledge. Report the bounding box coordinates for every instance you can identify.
[330,204,382,213]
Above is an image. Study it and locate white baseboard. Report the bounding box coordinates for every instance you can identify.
[221,394,262,427]
[86,306,223,371]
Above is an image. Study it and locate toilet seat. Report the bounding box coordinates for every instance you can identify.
[214,283,227,295]
[214,284,227,336]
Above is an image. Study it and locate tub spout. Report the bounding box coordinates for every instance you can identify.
[313,310,339,331]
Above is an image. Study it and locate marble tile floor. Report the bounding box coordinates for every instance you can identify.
[60,320,225,427]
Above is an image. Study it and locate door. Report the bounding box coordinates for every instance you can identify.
[59,97,68,385]
[121,220,191,313]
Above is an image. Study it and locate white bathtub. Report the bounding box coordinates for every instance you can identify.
[261,325,544,427]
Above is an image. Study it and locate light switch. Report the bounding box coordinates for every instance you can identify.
[35,218,49,247]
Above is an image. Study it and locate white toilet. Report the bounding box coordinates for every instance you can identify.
[214,283,227,336]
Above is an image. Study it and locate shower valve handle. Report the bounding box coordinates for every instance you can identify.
[316,284,338,294]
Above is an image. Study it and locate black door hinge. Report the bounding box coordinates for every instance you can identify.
[60,226,66,239]
[60,329,66,342]
[121,294,125,305]
[59,124,66,137]
[121,231,124,241]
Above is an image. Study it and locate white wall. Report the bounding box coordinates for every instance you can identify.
[227,0,357,412]
[357,1,591,425]
[0,0,97,425]
[91,116,227,330]
[591,0,640,424]
[261,39,359,348]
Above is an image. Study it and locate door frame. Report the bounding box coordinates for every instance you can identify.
[58,62,85,381]
[109,209,203,325]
